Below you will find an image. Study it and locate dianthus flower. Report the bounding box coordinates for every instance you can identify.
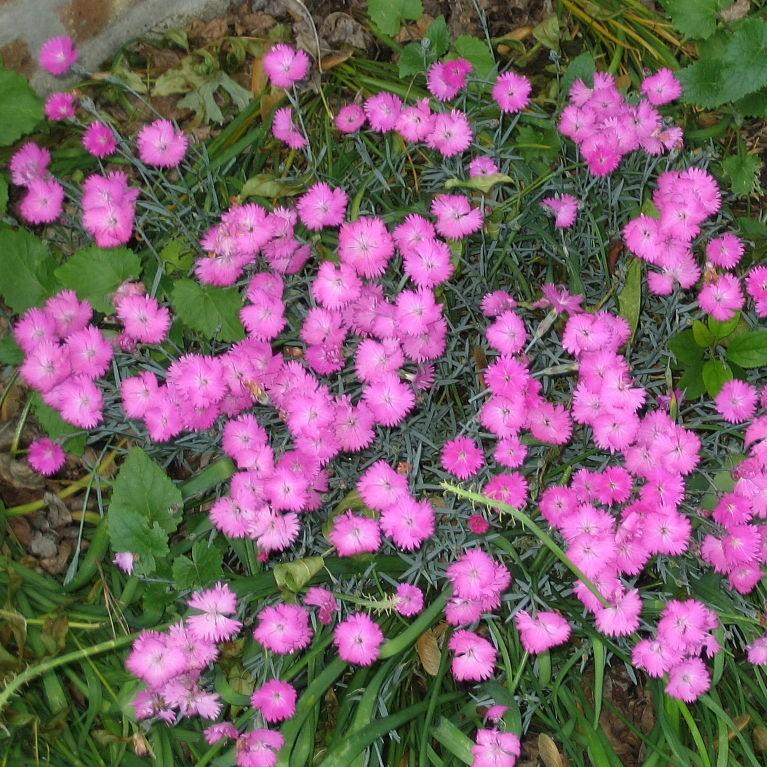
[364,92,402,133]
[492,71,532,113]
[263,44,310,88]
[335,103,366,133]
[187,582,242,643]
[395,99,434,142]
[594,588,642,637]
[665,658,711,702]
[137,119,188,167]
[715,380,758,424]
[297,182,348,230]
[395,584,424,616]
[338,217,395,277]
[304,586,340,624]
[334,613,384,666]
[39,36,79,76]
[641,68,682,105]
[235,729,284,767]
[431,194,484,239]
[27,437,66,476]
[449,630,497,681]
[380,496,435,550]
[747,635,767,666]
[472,729,521,767]
[272,107,308,149]
[328,511,381,556]
[20,179,64,224]
[10,142,51,187]
[253,603,313,654]
[426,58,473,101]
[82,122,117,158]
[706,233,744,269]
[541,194,579,228]
[116,293,171,344]
[426,110,473,157]
[514,610,571,654]
[251,679,297,723]
[746,266,767,317]
[469,156,500,177]
[45,91,77,121]
[698,273,744,321]
[441,436,485,479]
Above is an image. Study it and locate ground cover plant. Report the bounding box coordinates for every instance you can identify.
[1,8,767,767]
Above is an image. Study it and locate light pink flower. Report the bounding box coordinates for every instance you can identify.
[27,437,65,476]
[263,44,310,88]
[334,612,384,666]
[137,119,188,167]
[251,679,297,723]
[514,610,571,654]
[449,630,497,681]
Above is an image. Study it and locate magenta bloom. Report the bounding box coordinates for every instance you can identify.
[469,156,500,177]
[364,92,402,133]
[338,216,395,277]
[395,584,424,616]
[45,92,77,121]
[187,582,242,643]
[328,511,381,556]
[514,610,571,654]
[297,182,348,230]
[380,496,435,550]
[747,635,767,666]
[27,437,65,476]
[10,142,51,187]
[641,68,682,105]
[665,658,711,702]
[251,679,297,723]
[253,603,313,654]
[441,436,485,479]
[116,293,171,344]
[715,380,757,424]
[20,179,65,224]
[236,729,284,767]
[426,110,473,157]
[427,58,473,101]
[492,71,532,113]
[472,729,521,767]
[706,233,744,269]
[272,107,308,150]
[137,119,188,167]
[449,630,497,681]
[205,722,239,744]
[304,586,340,624]
[698,273,744,321]
[39,36,79,76]
[334,612,385,666]
[263,43,310,88]
[431,194,484,239]
[335,103,366,133]
[82,122,117,158]
[541,194,579,228]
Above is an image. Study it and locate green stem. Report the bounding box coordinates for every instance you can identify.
[441,483,609,607]
[0,633,135,710]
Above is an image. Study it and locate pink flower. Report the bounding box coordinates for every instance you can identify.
[126,630,187,688]
[116,293,171,344]
[82,122,117,158]
[472,729,521,767]
[137,119,188,167]
[304,586,339,624]
[205,722,239,744]
[706,233,744,269]
[187,582,242,643]
[328,511,381,556]
[715,380,758,423]
[253,603,313,654]
[363,373,415,426]
[272,107,308,149]
[698,273,744,321]
[263,44,310,88]
[426,110,473,157]
[357,461,409,511]
[39,36,79,76]
[395,99,434,142]
[335,103,366,133]
[395,584,424,616]
[10,142,51,187]
[380,496,435,550]
[492,71,532,113]
[747,635,767,666]
[403,238,454,288]
[486,310,527,355]
[431,194,483,239]
[251,679,297,723]
[446,549,508,602]
[441,436,485,479]
[113,552,136,574]
[235,729,284,767]
[364,92,402,133]
[541,194,579,228]
[514,610,571,654]
[594,588,642,637]
[641,68,682,105]
[57,375,104,428]
[426,58,473,101]
[449,630,497,681]
[20,179,64,224]
[665,658,711,702]
[45,92,77,120]
[334,613,385,666]
[297,182,348,230]
[27,437,65,476]
[338,217,394,277]
[468,514,490,534]
[469,157,500,177]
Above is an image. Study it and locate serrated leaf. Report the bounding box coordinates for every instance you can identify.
[31,393,87,455]
[562,51,595,92]
[692,319,714,348]
[107,448,182,564]
[708,313,740,342]
[426,16,450,57]
[533,15,560,51]
[722,152,761,197]
[173,540,223,590]
[720,18,767,102]
[54,247,141,314]
[159,239,194,273]
[0,67,43,146]
[454,35,496,80]
[734,86,767,117]
[0,227,58,313]
[678,358,706,399]
[702,358,733,397]
[668,331,704,365]
[727,330,767,368]
[0,335,23,366]
[171,279,245,342]
[666,0,723,39]
[273,556,324,593]
[618,259,642,339]
[368,0,423,36]
[679,59,729,107]
[737,216,767,241]
[398,44,428,78]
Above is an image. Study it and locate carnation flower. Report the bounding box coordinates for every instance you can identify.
[715,380,758,424]
[328,511,381,556]
[380,497,435,550]
[297,182,348,230]
[706,233,744,269]
[137,119,188,167]
[426,110,473,157]
[469,156,500,177]
[338,217,395,277]
[747,635,767,666]
[335,103,366,133]
[45,92,77,120]
[253,603,313,654]
[641,68,682,105]
[39,36,79,76]
[449,630,497,681]
[441,436,485,479]
[82,122,117,158]
[541,194,579,228]
[272,107,308,149]
[431,194,484,239]
[364,92,402,133]
[263,44,310,88]
[514,610,571,654]
[426,58,472,101]
[251,679,297,723]
[187,582,242,643]
[665,658,711,702]
[27,437,66,476]
[472,729,521,767]
[236,729,284,767]
[492,71,532,113]
[394,584,424,616]
[20,179,65,224]
[698,273,744,321]
[334,613,385,666]
[10,142,51,187]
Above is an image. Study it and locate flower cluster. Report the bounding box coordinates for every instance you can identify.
[559,69,682,176]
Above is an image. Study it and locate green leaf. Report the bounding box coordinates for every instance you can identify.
[679,59,729,107]
[726,330,767,368]
[31,393,87,455]
[54,247,141,314]
[159,239,194,274]
[273,556,325,594]
[666,0,724,39]
[692,319,714,348]
[734,86,767,117]
[107,448,183,564]
[432,718,474,765]
[368,0,423,36]
[398,44,427,78]
[533,14,560,51]
[0,67,43,146]
[0,335,23,366]
[0,175,8,214]
[721,152,761,197]
[737,216,767,241]
[618,259,642,339]
[562,51,595,92]
[0,227,58,313]
[720,18,767,102]
[445,173,514,194]
[668,330,704,365]
[454,35,496,80]
[679,359,706,399]
[172,540,223,590]
[426,16,450,57]
[702,358,733,397]
[241,174,307,199]
[708,313,740,342]
[171,279,245,342]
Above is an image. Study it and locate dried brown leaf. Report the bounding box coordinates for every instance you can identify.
[538,734,566,767]
[417,628,441,676]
